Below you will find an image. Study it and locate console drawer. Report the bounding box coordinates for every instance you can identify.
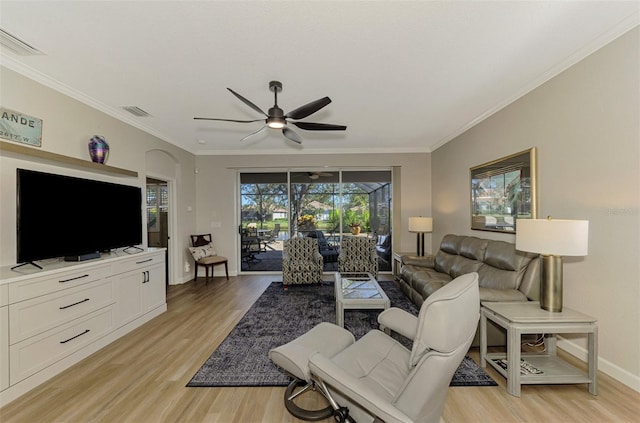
[111,253,164,276]
[9,278,115,345]
[8,265,110,303]
[9,306,114,385]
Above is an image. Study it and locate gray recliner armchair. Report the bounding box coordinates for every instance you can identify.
[269,272,480,423]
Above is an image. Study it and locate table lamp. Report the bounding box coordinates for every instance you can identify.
[408,217,433,256]
[516,217,589,312]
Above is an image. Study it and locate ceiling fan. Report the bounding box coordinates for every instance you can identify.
[194,81,346,144]
[308,171,333,180]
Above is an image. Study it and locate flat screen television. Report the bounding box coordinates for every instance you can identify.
[17,168,143,264]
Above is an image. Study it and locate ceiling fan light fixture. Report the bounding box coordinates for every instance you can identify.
[267,117,286,129]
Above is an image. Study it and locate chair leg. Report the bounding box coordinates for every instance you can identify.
[224,262,229,280]
[193,261,197,282]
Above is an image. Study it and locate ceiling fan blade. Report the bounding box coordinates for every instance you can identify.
[240,125,267,142]
[227,88,268,117]
[282,127,303,144]
[194,117,264,123]
[285,97,331,120]
[291,122,347,131]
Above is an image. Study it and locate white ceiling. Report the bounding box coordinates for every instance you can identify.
[1,1,638,156]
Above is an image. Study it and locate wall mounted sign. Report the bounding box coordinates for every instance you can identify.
[0,107,43,147]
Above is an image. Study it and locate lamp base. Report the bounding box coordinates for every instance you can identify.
[540,255,563,312]
[416,233,425,256]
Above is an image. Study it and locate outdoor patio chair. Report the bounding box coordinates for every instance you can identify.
[305,230,339,264]
[265,223,281,245]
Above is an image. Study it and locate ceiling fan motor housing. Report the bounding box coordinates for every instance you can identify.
[268,107,284,118]
[267,106,285,128]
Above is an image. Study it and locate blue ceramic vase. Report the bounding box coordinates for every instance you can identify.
[88,135,109,164]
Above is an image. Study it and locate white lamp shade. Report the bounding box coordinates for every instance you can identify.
[408,217,433,233]
[516,219,589,256]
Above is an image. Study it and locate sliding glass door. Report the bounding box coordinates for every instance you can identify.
[342,171,392,271]
[239,169,392,273]
[290,171,341,271]
[240,173,288,271]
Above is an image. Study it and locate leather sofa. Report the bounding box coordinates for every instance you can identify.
[399,234,540,345]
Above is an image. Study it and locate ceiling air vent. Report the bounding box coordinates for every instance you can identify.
[0,28,43,56]
[121,106,151,117]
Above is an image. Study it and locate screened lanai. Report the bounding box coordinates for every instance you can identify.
[239,169,392,273]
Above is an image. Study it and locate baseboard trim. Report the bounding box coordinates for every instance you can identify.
[558,336,640,393]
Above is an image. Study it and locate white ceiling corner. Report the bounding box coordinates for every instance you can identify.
[0,1,638,156]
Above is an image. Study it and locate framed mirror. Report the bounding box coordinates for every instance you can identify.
[470,148,537,233]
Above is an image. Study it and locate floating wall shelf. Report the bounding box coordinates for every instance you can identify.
[0,140,138,177]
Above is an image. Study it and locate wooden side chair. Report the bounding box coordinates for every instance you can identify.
[189,234,228,284]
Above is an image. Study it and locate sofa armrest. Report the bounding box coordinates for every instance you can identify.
[479,287,528,302]
[377,307,418,340]
[401,254,435,268]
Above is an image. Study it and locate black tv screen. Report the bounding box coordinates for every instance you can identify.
[17,169,143,263]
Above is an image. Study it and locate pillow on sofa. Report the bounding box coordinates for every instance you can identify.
[188,242,216,261]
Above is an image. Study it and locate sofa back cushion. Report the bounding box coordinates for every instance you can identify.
[449,258,483,279]
[434,234,539,294]
[439,234,462,255]
[459,237,489,260]
[484,240,529,271]
[477,241,535,290]
[435,235,488,276]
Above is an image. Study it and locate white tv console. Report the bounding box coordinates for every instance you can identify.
[0,249,166,407]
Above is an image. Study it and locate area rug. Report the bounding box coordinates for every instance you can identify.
[187,280,496,387]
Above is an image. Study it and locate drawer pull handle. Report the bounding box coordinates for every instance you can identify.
[59,298,90,310]
[59,274,90,283]
[60,329,90,344]
[136,258,153,264]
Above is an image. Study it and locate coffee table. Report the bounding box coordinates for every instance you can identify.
[334,272,390,327]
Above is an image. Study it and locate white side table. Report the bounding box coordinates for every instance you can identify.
[480,301,598,397]
[392,251,413,280]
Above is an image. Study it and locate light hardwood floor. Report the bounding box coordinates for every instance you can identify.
[1,274,638,422]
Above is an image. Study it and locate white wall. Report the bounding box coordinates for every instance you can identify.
[0,67,197,285]
[194,152,432,275]
[431,28,639,390]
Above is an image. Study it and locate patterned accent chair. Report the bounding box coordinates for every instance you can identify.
[338,237,378,278]
[282,237,324,286]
